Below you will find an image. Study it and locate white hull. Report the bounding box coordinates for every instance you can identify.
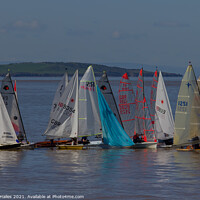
[133,142,157,149]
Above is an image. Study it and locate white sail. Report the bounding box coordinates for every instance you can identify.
[0,73,27,142]
[0,93,19,146]
[78,65,102,136]
[174,64,200,146]
[44,70,78,139]
[49,72,68,120]
[155,71,174,140]
[98,71,123,128]
[118,73,135,136]
[150,70,158,124]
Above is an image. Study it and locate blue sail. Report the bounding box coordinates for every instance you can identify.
[97,86,134,147]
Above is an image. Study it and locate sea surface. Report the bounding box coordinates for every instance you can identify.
[0,76,200,200]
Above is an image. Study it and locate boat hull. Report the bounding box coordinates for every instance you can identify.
[34,140,70,148]
[132,142,157,149]
[57,141,103,150]
[0,143,21,149]
[57,144,84,150]
[20,142,35,149]
[176,148,194,152]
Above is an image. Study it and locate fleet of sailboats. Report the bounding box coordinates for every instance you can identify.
[0,63,199,150]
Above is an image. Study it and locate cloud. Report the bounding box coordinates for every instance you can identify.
[13,20,39,30]
[153,21,190,28]
[112,31,121,39]
[111,30,147,40]
[66,29,94,37]
[0,20,43,33]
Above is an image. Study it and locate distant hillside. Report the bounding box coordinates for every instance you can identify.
[0,62,182,77]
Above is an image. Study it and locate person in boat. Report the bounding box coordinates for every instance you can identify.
[192,143,200,149]
[50,139,54,146]
[80,136,90,144]
[71,138,77,145]
[133,133,142,143]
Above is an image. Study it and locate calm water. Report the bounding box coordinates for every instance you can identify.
[1,77,200,200]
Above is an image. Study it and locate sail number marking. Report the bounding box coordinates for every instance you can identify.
[80,81,95,91]
[178,101,188,106]
[177,101,188,112]
[58,102,75,113]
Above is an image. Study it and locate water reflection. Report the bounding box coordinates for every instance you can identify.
[173,151,200,180]
[0,150,24,173]
[45,149,103,175]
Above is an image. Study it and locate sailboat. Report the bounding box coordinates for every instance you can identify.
[174,63,200,150]
[155,71,174,146]
[118,73,135,137]
[0,73,28,144]
[97,86,134,147]
[98,71,123,128]
[43,66,102,150]
[35,72,70,147]
[0,93,21,149]
[134,68,157,148]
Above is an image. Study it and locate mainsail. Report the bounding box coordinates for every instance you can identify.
[49,72,69,121]
[0,73,27,142]
[97,86,134,147]
[44,70,78,139]
[150,69,158,124]
[118,73,135,136]
[155,71,174,141]
[98,71,123,128]
[0,93,19,146]
[78,66,102,137]
[174,64,200,146]
[134,68,156,142]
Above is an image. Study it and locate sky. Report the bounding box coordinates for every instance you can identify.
[0,0,200,76]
